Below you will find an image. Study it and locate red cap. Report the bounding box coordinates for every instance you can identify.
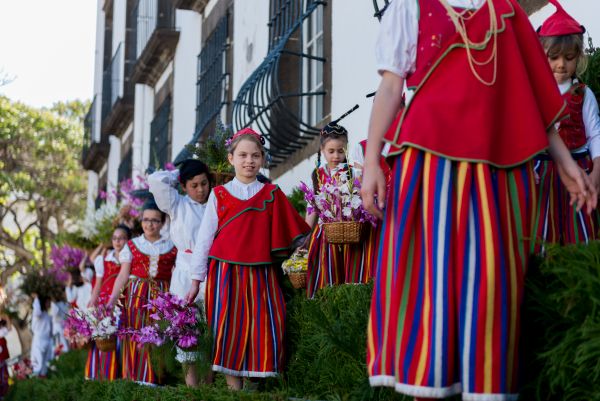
[538,0,585,37]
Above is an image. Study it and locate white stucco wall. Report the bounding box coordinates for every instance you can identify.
[106,135,122,203]
[171,10,202,160]
[133,83,154,183]
[232,0,270,98]
[87,170,99,213]
[92,0,105,142]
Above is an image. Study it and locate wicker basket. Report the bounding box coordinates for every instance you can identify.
[95,336,117,352]
[323,221,365,244]
[288,271,307,289]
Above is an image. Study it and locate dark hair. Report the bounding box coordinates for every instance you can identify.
[70,269,84,287]
[179,159,211,187]
[142,198,167,223]
[38,295,50,312]
[0,319,7,329]
[114,224,133,240]
[540,33,587,77]
[315,122,349,169]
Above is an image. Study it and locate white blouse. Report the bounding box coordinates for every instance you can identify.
[190,178,265,281]
[557,80,600,159]
[148,169,207,255]
[118,235,174,263]
[376,0,486,78]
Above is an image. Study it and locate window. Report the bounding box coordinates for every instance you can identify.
[303,4,324,126]
[150,96,171,169]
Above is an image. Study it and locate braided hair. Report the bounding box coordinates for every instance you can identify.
[312,122,349,192]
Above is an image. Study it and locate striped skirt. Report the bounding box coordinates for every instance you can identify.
[84,339,120,380]
[205,260,285,377]
[121,277,169,385]
[344,223,378,284]
[306,225,345,298]
[532,156,598,254]
[367,148,536,400]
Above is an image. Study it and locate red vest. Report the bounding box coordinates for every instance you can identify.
[99,258,121,302]
[384,0,567,167]
[559,83,587,150]
[128,240,176,282]
[209,184,310,265]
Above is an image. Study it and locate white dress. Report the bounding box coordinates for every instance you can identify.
[30,298,53,376]
[148,169,207,301]
[49,301,69,352]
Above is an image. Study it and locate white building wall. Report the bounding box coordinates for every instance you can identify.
[171,10,202,160]
[92,0,105,142]
[107,135,122,204]
[112,0,127,100]
[87,171,99,213]
[232,0,270,99]
[133,84,154,184]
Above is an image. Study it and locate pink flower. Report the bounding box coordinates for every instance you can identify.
[177,334,197,349]
[165,162,176,171]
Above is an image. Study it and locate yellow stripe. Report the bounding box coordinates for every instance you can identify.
[476,164,495,392]
[456,162,468,227]
[415,152,432,385]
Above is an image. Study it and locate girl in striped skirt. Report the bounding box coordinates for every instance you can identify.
[532,0,600,253]
[187,128,310,390]
[85,225,132,380]
[108,202,177,385]
[361,0,597,400]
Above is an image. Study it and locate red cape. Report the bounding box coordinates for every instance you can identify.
[385,0,566,167]
[209,184,310,265]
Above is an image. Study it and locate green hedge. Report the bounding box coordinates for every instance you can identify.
[9,246,600,400]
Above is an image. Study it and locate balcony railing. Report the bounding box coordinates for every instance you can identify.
[131,0,179,85]
[150,96,171,169]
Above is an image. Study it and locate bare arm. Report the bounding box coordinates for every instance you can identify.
[107,262,131,307]
[361,72,405,219]
[548,127,598,213]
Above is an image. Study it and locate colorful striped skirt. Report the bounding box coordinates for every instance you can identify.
[306,225,345,298]
[84,339,120,380]
[532,155,598,254]
[121,277,169,385]
[344,223,378,284]
[205,260,285,377]
[367,148,536,400]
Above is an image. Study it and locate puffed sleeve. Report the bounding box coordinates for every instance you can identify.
[375,0,419,78]
[148,169,181,218]
[93,254,105,278]
[190,192,219,281]
[119,243,133,264]
[583,87,600,160]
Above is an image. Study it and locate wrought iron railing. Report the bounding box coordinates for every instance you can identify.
[118,148,133,182]
[101,68,111,124]
[232,0,326,165]
[195,13,229,139]
[135,0,176,58]
[150,96,171,169]
[82,96,99,162]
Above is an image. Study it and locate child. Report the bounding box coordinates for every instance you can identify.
[0,319,10,398]
[304,123,350,299]
[85,225,132,381]
[30,295,53,377]
[65,267,93,312]
[360,0,596,400]
[148,159,211,386]
[533,0,600,252]
[187,128,309,390]
[49,297,69,354]
[108,202,177,385]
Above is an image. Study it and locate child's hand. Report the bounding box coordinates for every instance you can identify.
[361,162,387,220]
[556,158,597,214]
[185,280,201,305]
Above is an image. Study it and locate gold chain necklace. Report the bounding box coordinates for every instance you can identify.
[438,0,499,86]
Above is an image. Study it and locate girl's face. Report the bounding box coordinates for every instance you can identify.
[111,228,128,251]
[141,209,164,239]
[547,51,577,84]
[322,138,346,169]
[228,139,264,183]
[183,173,210,204]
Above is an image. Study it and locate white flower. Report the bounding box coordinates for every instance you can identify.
[323,210,334,219]
[351,195,362,209]
[342,207,352,218]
